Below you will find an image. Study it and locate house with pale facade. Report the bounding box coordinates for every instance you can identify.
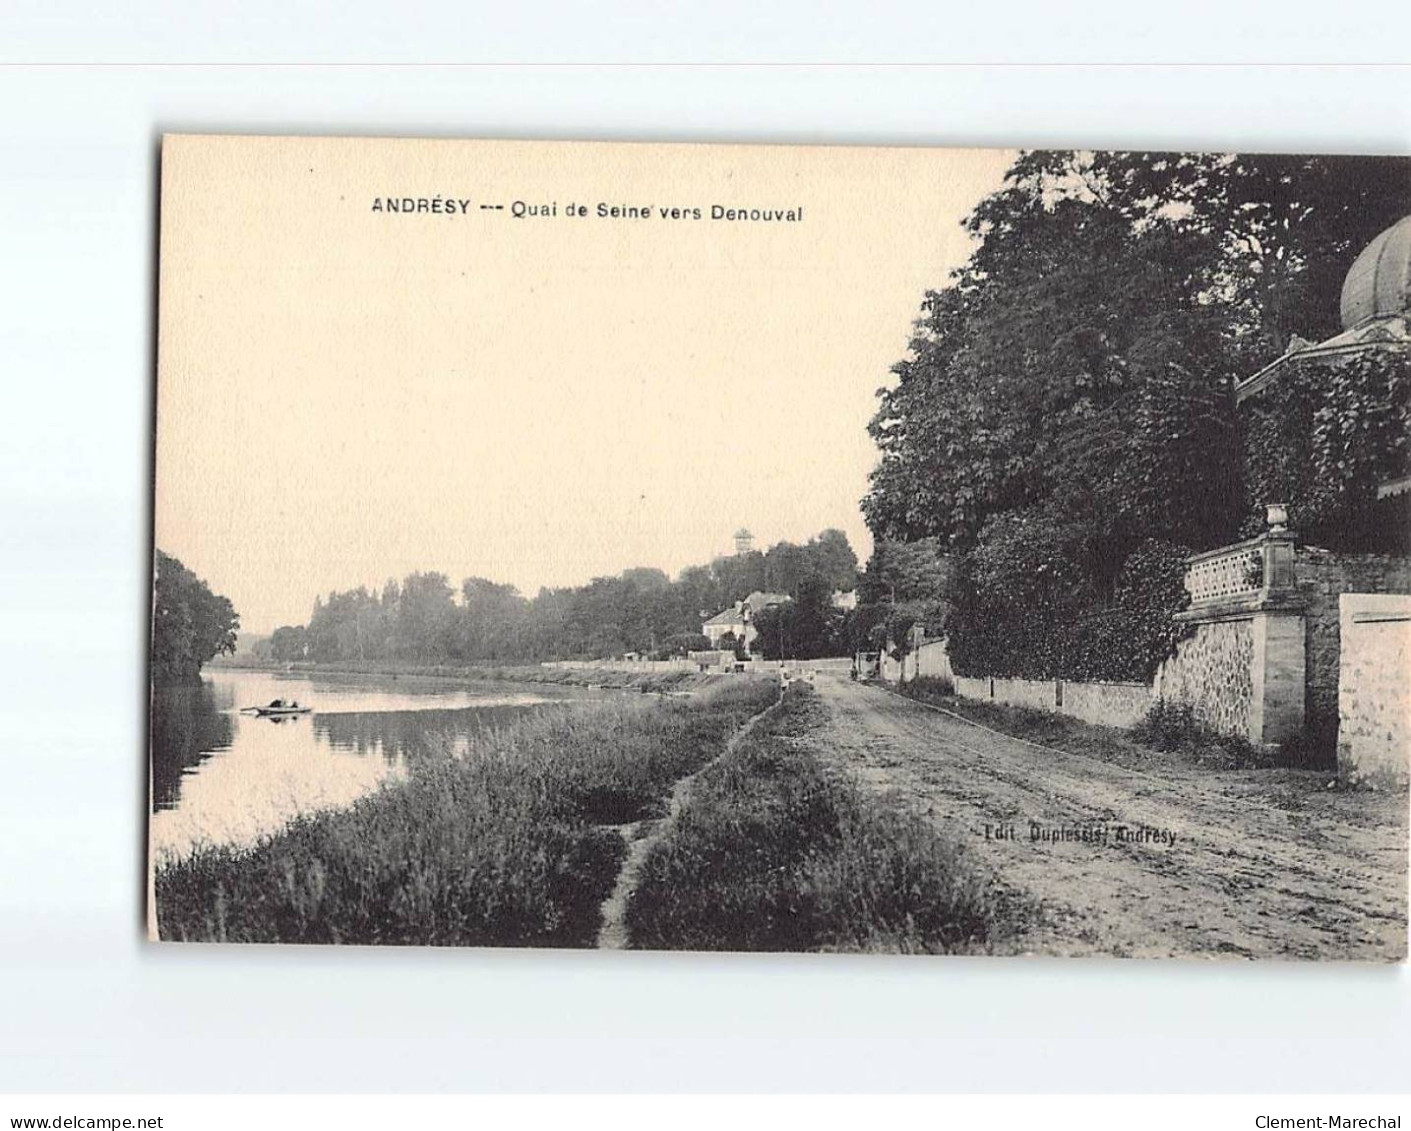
[701,590,791,651]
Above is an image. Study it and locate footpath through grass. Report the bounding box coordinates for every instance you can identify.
[625,682,1010,953]
[155,678,778,946]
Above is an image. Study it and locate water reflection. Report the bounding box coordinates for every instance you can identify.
[149,682,233,808]
[148,668,593,861]
[313,703,567,764]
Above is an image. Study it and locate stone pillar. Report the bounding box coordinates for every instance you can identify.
[1248,523,1305,745]
[1173,508,1306,747]
[1249,606,1306,745]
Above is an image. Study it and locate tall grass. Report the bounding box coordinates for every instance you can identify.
[1130,699,1282,770]
[626,685,1006,953]
[155,678,778,946]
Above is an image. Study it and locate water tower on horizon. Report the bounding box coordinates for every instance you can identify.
[733,527,755,555]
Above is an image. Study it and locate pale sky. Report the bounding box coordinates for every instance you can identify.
[156,136,1014,634]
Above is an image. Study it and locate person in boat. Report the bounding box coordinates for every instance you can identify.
[268,698,285,709]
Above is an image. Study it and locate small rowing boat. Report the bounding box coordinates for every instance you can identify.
[241,698,312,717]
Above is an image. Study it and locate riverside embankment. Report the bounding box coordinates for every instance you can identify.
[213,658,722,694]
[156,671,1028,952]
[154,675,780,945]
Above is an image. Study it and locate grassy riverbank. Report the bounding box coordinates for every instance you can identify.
[625,683,1010,953]
[215,657,711,694]
[155,678,778,946]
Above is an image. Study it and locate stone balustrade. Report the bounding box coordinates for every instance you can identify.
[1184,539,1264,604]
[1183,531,1297,613]
[1164,509,1305,745]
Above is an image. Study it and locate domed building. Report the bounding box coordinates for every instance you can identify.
[1234,214,1411,536]
[1236,213,1411,406]
[1341,213,1411,330]
[1187,213,1411,782]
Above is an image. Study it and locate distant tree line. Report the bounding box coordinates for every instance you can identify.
[265,529,859,665]
[151,550,239,684]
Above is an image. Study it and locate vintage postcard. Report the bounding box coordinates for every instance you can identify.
[150,135,1410,958]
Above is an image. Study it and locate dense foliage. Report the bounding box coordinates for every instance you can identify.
[947,536,1192,681]
[1240,351,1411,550]
[842,536,953,657]
[862,151,1409,680]
[151,550,239,684]
[270,529,857,665]
[750,573,847,660]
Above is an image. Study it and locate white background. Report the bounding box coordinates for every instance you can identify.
[1,13,1409,1094]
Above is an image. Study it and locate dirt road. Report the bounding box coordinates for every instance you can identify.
[813,677,1408,960]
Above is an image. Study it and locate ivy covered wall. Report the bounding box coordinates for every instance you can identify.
[946,537,1193,682]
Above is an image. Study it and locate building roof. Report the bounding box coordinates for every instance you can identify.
[1341,215,1411,329]
[741,591,790,609]
[703,591,789,628]
[1236,314,1410,403]
[1235,213,1411,405]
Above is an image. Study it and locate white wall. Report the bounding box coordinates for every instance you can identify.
[1338,594,1411,787]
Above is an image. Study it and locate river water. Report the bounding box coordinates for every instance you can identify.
[149,667,600,861]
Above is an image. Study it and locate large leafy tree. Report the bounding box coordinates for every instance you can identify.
[862,150,1408,679]
[866,151,1408,557]
[457,578,530,662]
[752,574,845,661]
[845,537,953,655]
[392,573,458,661]
[151,551,239,684]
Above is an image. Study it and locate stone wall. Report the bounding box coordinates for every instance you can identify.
[952,674,1152,729]
[903,639,954,683]
[919,544,1409,758]
[1297,548,1411,743]
[1337,594,1411,787]
[952,675,987,701]
[1152,619,1255,738]
[914,639,954,681]
[954,675,1052,713]
[1061,681,1154,728]
[542,658,697,672]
